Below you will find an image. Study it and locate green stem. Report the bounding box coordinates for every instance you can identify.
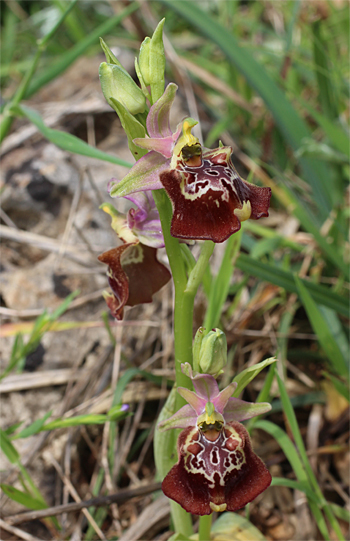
[170,501,194,539]
[185,241,214,296]
[152,190,187,292]
[199,514,212,541]
[152,189,193,536]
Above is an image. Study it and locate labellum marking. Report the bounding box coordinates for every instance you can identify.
[160,145,271,243]
[161,421,272,515]
[183,425,245,489]
[121,243,144,265]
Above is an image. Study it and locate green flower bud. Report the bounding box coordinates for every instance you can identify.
[193,327,227,377]
[99,62,146,115]
[138,18,165,102]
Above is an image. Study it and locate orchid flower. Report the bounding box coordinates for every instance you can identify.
[158,363,272,515]
[98,192,170,320]
[109,83,271,243]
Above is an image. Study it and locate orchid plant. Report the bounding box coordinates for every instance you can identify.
[98,20,273,540]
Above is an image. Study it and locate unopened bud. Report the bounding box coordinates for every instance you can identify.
[138,18,165,102]
[99,62,146,115]
[193,327,227,377]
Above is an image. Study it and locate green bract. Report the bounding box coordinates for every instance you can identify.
[99,37,122,66]
[99,62,146,115]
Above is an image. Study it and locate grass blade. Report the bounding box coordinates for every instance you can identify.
[312,20,338,121]
[276,372,345,540]
[294,275,349,377]
[299,98,349,158]
[16,104,132,168]
[203,231,241,330]
[0,428,19,463]
[0,485,47,511]
[25,3,139,99]
[0,0,78,143]
[254,420,308,482]
[235,253,348,317]
[12,411,52,440]
[270,477,317,502]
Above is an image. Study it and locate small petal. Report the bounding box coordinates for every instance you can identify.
[125,192,165,249]
[160,146,271,243]
[133,135,175,159]
[100,203,138,244]
[177,388,206,415]
[158,404,197,431]
[132,219,165,249]
[212,381,237,414]
[109,151,168,197]
[181,363,220,402]
[98,242,171,320]
[124,191,153,222]
[162,421,271,515]
[147,82,178,138]
[224,398,272,423]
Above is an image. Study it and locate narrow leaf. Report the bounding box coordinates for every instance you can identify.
[15,105,132,168]
[0,485,47,510]
[0,428,19,463]
[295,275,349,377]
[13,411,52,440]
[232,357,277,397]
[236,254,348,317]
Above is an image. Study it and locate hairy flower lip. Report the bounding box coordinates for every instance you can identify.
[160,146,272,243]
[159,364,272,514]
[162,420,272,516]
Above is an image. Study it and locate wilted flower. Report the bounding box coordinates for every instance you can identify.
[98,192,170,320]
[158,363,271,515]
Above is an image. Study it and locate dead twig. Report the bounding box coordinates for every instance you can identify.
[4,483,162,525]
[48,454,106,541]
[0,519,43,541]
